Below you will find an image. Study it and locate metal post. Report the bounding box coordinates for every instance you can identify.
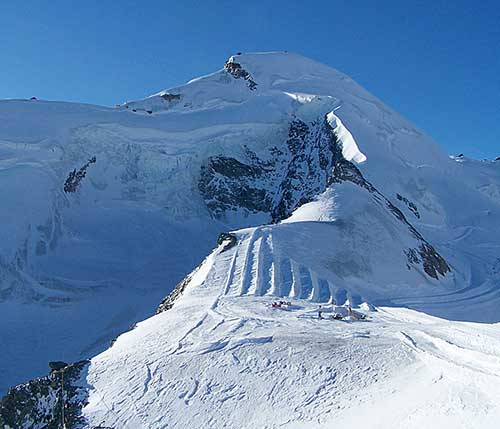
[61,369,66,429]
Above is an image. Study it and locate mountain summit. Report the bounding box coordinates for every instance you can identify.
[1,52,500,428]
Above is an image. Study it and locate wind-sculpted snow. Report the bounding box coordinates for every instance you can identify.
[5,228,500,427]
[326,111,366,163]
[77,237,500,427]
[2,51,500,427]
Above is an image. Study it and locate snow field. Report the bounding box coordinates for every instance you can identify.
[83,235,500,428]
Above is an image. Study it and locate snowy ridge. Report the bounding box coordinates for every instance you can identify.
[77,233,500,428]
[1,51,500,428]
[326,111,366,163]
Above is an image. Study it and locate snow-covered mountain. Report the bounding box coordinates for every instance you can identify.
[1,52,500,428]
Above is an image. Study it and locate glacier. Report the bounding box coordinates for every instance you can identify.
[1,51,500,428]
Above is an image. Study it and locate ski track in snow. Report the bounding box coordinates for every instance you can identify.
[82,230,500,428]
[2,52,500,428]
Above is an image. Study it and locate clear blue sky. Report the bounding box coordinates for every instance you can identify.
[1,0,499,158]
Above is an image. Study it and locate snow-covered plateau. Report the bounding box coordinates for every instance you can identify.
[1,52,499,428]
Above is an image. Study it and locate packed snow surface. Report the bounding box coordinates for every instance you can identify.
[1,51,500,427]
[82,230,500,428]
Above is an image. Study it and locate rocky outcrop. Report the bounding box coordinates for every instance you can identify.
[64,156,96,193]
[396,193,420,218]
[49,361,69,371]
[217,232,237,252]
[1,108,452,424]
[160,93,181,102]
[0,360,89,429]
[199,119,338,222]
[197,113,449,279]
[271,118,336,221]
[327,118,449,279]
[224,58,257,90]
[418,243,450,279]
[199,153,274,218]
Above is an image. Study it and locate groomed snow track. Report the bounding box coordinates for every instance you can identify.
[223,227,336,303]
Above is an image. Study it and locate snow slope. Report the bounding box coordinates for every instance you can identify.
[0,100,229,394]
[1,51,500,427]
[81,233,500,428]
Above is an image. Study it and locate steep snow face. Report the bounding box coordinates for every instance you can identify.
[123,52,476,229]
[1,51,500,401]
[0,99,279,393]
[326,111,366,163]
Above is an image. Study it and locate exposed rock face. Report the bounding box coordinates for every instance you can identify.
[64,156,96,193]
[396,193,420,218]
[217,232,238,252]
[199,118,338,222]
[0,360,89,429]
[419,243,451,279]
[327,120,449,279]
[224,58,258,90]
[0,112,451,424]
[160,93,181,102]
[199,154,273,218]
[49,361,69,371]
[272,119,336,221]
[199,114,449,280]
